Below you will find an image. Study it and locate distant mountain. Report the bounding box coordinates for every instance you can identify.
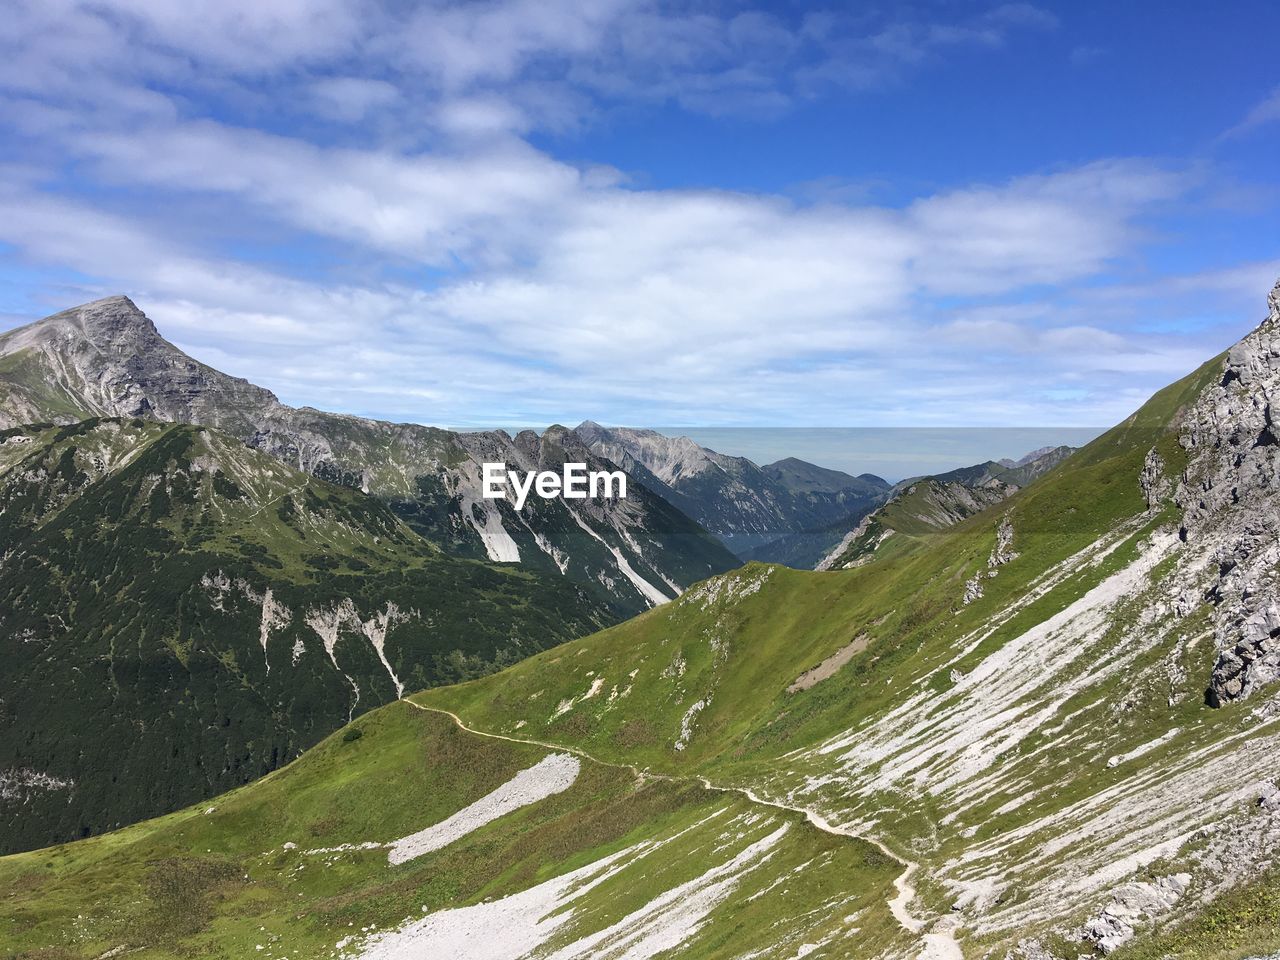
[0,297,737,617]
[819,444,1074,570]
[892,445,1075,493]
[0,418,606,854]
[760,456,887,496]
[574,421,890,564]
[999,444,1062,468]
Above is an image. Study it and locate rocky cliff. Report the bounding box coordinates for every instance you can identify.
[1171,280,1280,706]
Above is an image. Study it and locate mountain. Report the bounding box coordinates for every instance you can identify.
[574,420,890,563]
[0,297,737,617]
[0,417,608,855]
[817,443,1074,570]
[761,456,887,495]
[7,282,1280,959]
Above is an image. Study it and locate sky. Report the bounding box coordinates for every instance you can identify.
[2,1,1279,452]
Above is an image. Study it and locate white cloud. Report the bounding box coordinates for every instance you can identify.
[0,0,1267,434]
[309,77,401,123]
[0,0,1062,131]
[1221,85,1280,140]
[0,138,1231,431]
[73,119,590,266]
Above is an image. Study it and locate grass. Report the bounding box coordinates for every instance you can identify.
[0,703,906,959]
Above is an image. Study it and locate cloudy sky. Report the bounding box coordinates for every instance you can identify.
[1,1,1278,439]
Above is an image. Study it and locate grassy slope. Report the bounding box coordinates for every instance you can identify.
[413,352,1279,955]
[0,703,903,959]
[421,356,1221,776]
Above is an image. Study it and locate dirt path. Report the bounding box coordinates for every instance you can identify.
[402,698,962,959]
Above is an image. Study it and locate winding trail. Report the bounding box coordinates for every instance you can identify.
[402,698,962,959]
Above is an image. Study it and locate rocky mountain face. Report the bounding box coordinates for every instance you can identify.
[574,420,889,564]
[0,418,605,854]
[0,298,736,617]
[1168,281,1280,707]
[0,296,279,434]
[817,444,1073,570]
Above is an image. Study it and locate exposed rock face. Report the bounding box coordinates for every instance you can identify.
[1140,448,1170,513]
[0,297,737,616]
[0,296,280,435]
[989,515,1018,567]
[1077,874,1192,953]
[1175,281,1280,705]
[962,515,1018,605]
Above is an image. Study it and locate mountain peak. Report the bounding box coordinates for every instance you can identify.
[2,294,160,354]
[760,456,885,495]
[79,293,142,311]
[62,294,159,340]
[0,296,282,432]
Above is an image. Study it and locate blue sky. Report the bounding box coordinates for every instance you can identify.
[1,1,1278,442]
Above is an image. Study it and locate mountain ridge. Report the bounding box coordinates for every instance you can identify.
[0,297,738,617]
[6,285,1280,959]
[818,443,1076,571]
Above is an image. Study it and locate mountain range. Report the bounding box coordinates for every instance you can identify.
[0,415,610,854]
[0,296,737,619]
[6,284,1280,960]
[818,444,1075,570]
[0,295,907,855]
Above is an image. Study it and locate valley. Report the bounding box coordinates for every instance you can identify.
[2,281,1280,959]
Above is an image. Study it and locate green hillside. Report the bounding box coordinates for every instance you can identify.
[0,702,905,959]
[425,357,1223,772]
[0,418,606,855]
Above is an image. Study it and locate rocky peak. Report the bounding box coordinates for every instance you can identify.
[1171,278,1280,705]
[574,421,724,485]
[65,295,160,345]
[2,294,158,354]
[0,296,281,433]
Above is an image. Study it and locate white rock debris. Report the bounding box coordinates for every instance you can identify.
[1077,874,1191,953]
[0,767,73,801]
[355,845,638,960]
[963,515,1018,605]
[1105,728,1181,769]
[675,699,708,751]
[684,567,773,611]
[355,817,788,960]
[551,677,607,720]
[360,602,410,699]
[256,587,291,672]
[387,754,581,865]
